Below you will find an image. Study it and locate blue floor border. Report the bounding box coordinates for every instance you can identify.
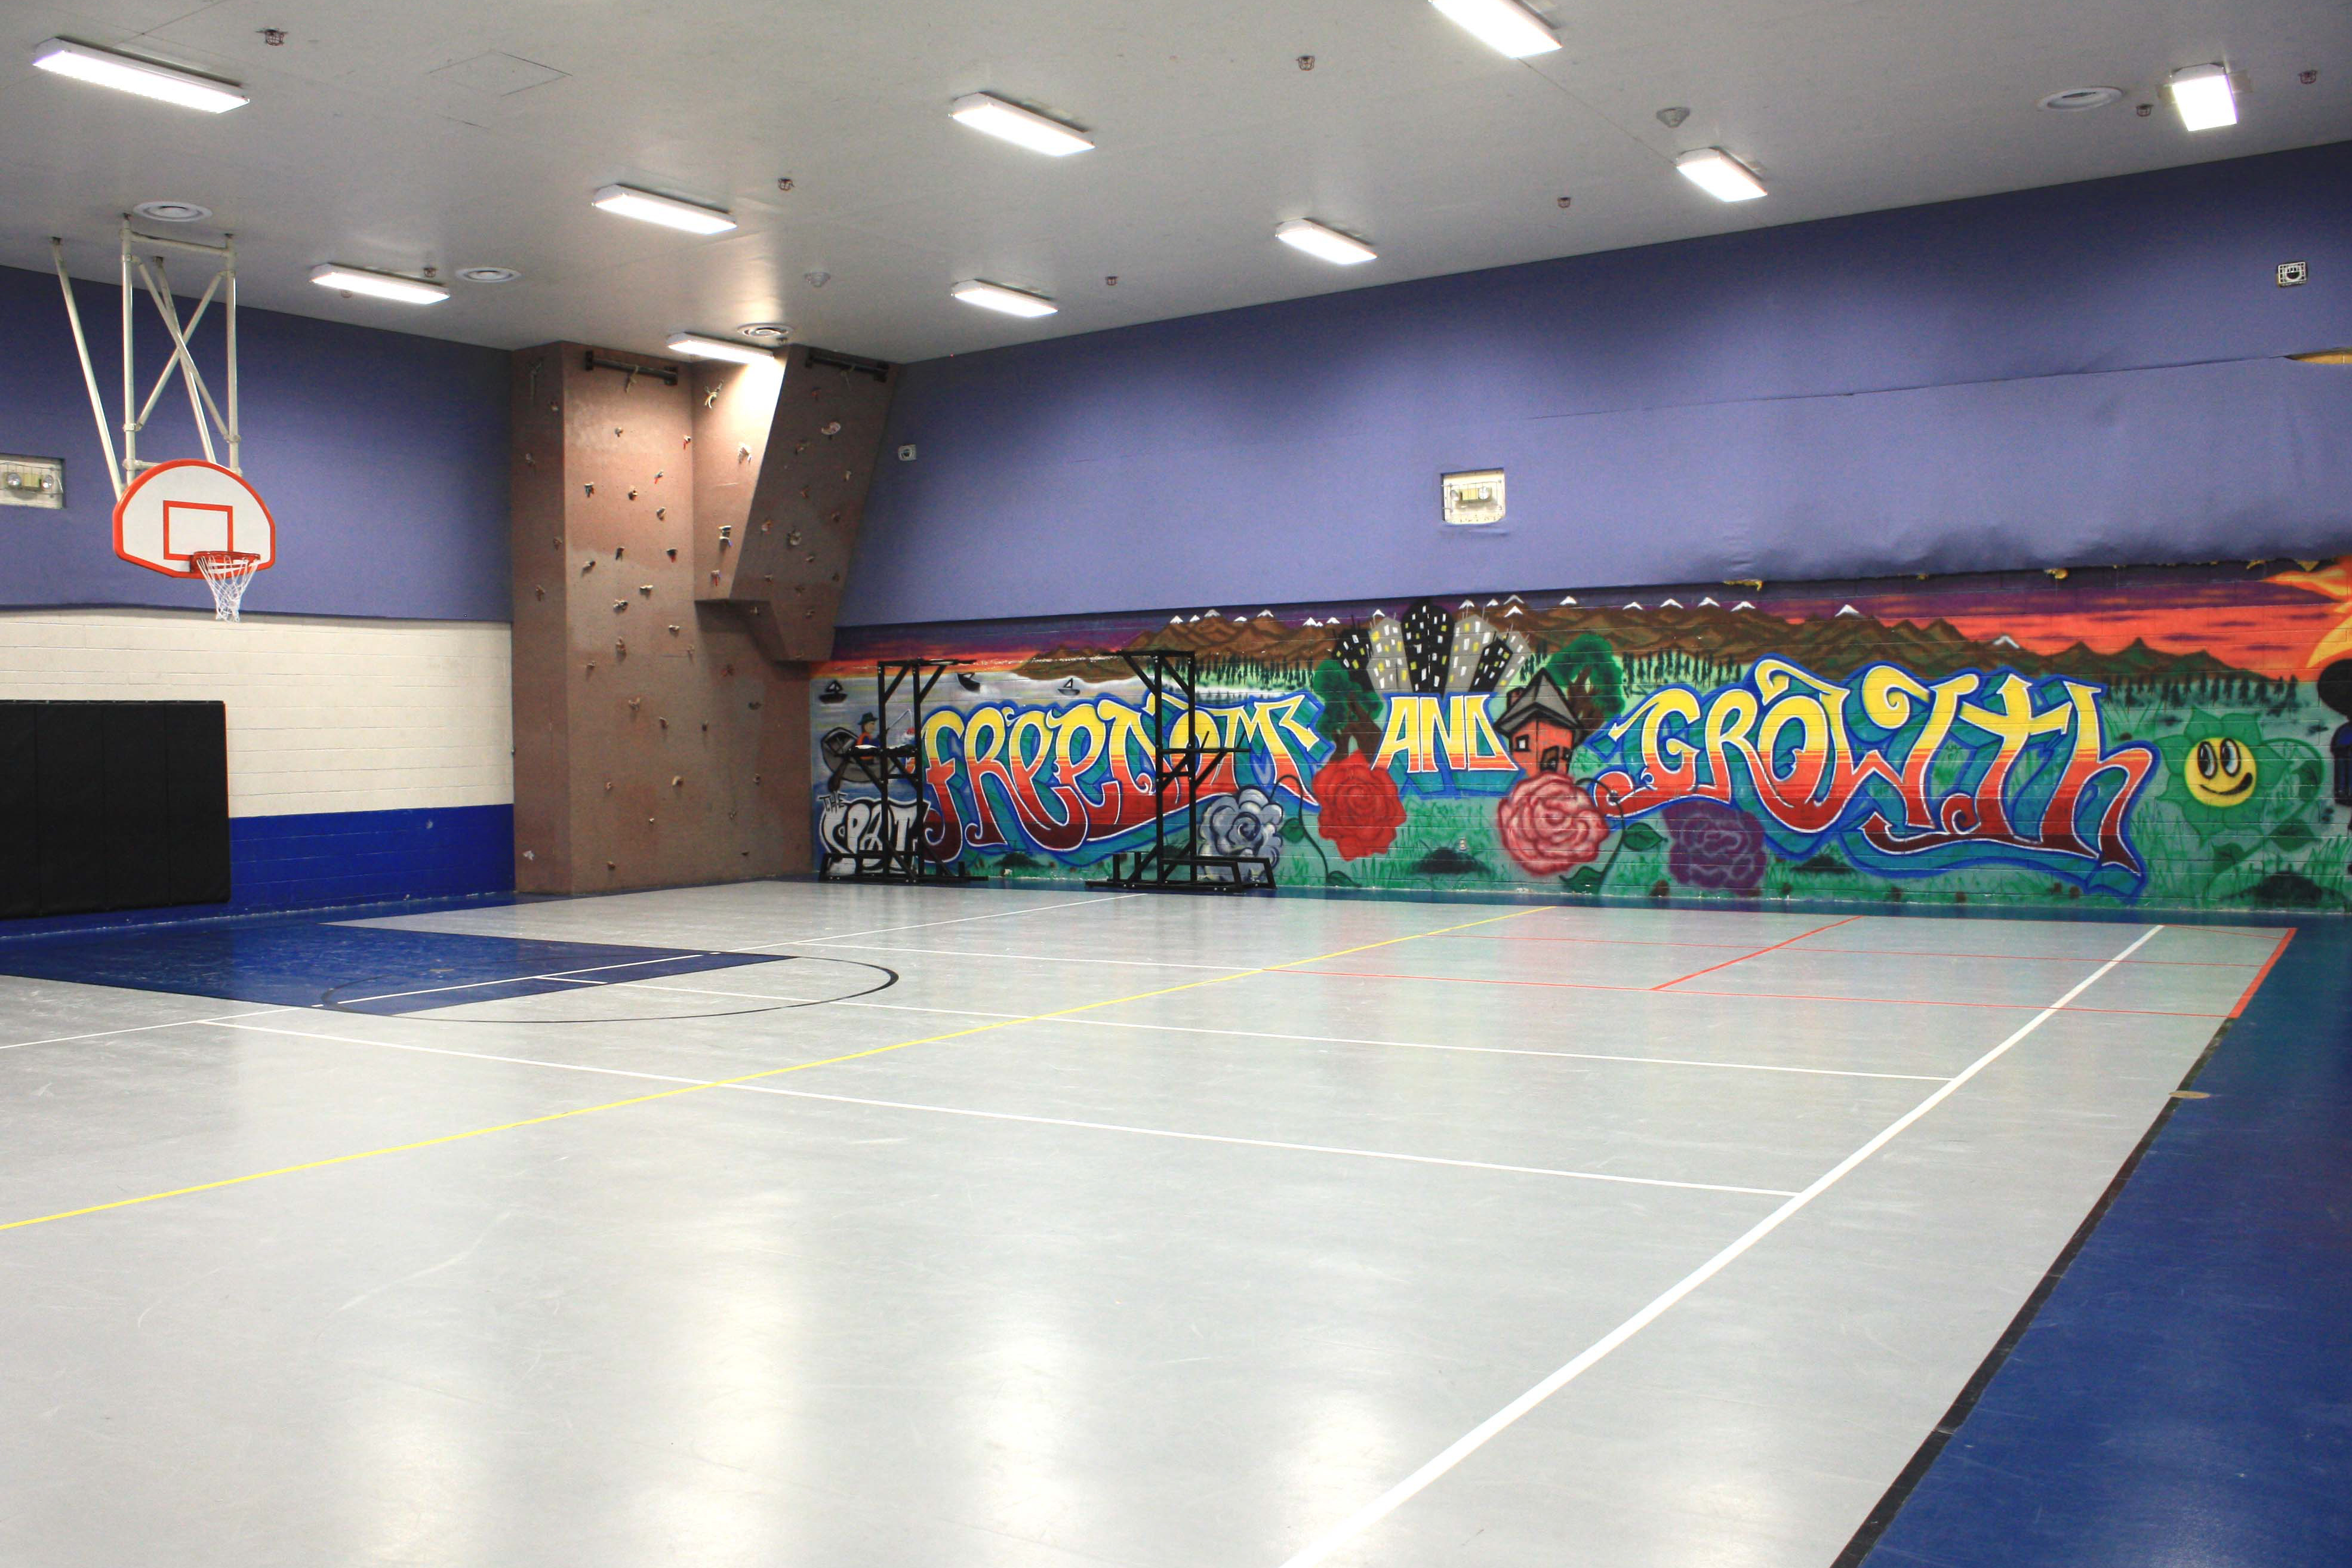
[1851,915,2352,1565]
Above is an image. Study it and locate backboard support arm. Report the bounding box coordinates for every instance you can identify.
[51,221,242,497]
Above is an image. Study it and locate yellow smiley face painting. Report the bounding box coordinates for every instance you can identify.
[2182,734,2258,808]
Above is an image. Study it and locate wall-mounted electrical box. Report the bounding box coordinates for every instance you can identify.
[0,455,64,509]
[1442,468,1504,526]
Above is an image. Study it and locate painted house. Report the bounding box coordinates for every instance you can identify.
[1495,671,1584,778]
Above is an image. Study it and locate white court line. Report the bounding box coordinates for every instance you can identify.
[1030,1016,1951,1083]
[463,987,1942,1084]
[1272,922,2166,1568]
[784,941,1248,972]
[770,892,1144,949]
[0,1004,293,1055]
[205,1020,1799,1199]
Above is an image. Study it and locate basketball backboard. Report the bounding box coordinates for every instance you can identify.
[113,459,275,578]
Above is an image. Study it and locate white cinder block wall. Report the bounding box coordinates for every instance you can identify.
[0,608,512,817]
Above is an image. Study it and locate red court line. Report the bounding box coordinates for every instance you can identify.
[1268,965,2227,1019]
[1446,934,2261,969]
[2228,929,2296,1018]
[1650,916,1860,991]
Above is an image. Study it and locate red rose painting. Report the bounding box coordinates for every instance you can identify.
[1497,773,1609,875]
[1312,752,1407,860]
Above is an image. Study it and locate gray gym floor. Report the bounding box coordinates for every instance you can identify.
[0,885,2280,1567]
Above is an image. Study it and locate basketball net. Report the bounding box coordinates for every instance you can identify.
[191,550,261,622]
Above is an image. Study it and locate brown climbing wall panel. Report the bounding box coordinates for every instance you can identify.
[698,346,895,663]
[506,342,887,894]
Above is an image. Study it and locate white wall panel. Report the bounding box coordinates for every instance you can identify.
[0,609,512,817]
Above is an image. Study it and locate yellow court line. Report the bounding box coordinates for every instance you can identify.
[1,904,1540,1234]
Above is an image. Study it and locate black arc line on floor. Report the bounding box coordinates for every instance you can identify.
[321,953,901,1024]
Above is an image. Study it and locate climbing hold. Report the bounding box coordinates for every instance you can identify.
[534,585,545,600]
[785,527,802,547]
[613,599,626,611]
[615,637,627,656]
[656,508,667,521]
[639,584,654,594]
[583,482,595,497]
[821,420,842,436]
[627,487,638,501]
[670,775,682,787]
[665,546,677,560]
[667,623,681,634]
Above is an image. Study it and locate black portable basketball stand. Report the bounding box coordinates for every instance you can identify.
[1085,648,1275,894]
[819,657,974,884]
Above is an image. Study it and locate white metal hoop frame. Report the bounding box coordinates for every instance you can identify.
[51,219,242,506]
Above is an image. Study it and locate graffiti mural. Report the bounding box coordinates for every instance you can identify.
[814,559,2352,910]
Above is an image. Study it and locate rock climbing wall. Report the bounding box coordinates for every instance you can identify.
[508,341,894,894]
[698,346,896,662]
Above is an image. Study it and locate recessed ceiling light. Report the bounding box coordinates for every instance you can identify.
[1275,218,1378,266]
[948,93,1094,156]
[455,265,520,284]
[950,279,1057,318]
[1427,0,1561,59]
[2038,85,2123,112]
[1674,147,1766,202]
[308,263,450,305]
[31,38,248,113]
[133,199,212,223]
[667,331,776,365]
[590,183,737,235]
[737,322,790,341]
[2169,64,2237,131]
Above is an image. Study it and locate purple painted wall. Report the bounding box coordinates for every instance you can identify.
[1,262,509,621]
[848,142,2352,628]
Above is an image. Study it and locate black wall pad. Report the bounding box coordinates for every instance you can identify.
[4,701,231,920]
[0,705,36,919]
[105,708,174,911]
[162,705,231,907]
[34,704,109,916]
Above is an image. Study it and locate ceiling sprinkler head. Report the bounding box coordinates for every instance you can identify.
[1297,55,1315,71]
[1655,106,1691,128]
[1556,195,1572,209]
[133,200,211,223]
[804,270,830,288]
[775,176,795,192]
[456,265,520,283]
[737,321,789,341]
[260,27,286,46]
[1104,275,1119,286]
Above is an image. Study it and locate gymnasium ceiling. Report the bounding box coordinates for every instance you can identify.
[3,1,2348,365]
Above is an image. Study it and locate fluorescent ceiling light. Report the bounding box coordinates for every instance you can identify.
[2169,64,2237,131]
[667,331,776,365]
[591,184,737,235]
[309,264,450,305]
[1275,218,1378,265]
[1674,147,1766,202]
[1427,0,1561,59]
[950,279,1057,318]
[31,38,247,113]
[949,92,1094,156]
